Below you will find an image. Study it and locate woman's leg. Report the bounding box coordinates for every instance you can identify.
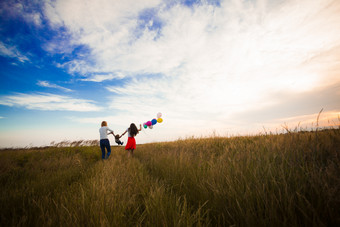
[127,149,134,157]
[127,149,133,157]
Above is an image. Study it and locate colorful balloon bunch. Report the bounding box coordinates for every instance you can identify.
[143,112,163,129]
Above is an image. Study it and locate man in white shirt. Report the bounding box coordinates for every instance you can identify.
[99,121,114,159]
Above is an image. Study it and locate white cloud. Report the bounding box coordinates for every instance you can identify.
[80,73,124,82]
[43,0,340,138]
[0,1,42,27]
[43,0,161,55]
[43,0,340,84]
[0,93,102,112]
[37,80,73,92]
[42,0,339,75]
[0,41,29,63]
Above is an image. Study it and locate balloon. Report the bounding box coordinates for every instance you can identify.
[157,118,163,123]
[148,125,153,129]
[143,124,147,129]
[146,121,152,126]
[157,112,162,118]
[151,119,157,125]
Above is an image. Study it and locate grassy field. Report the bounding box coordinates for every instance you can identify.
[0,129,339,226]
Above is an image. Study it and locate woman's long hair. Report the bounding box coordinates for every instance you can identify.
[129,123,139,137]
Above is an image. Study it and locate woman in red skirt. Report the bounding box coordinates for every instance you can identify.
[120,123,142,157]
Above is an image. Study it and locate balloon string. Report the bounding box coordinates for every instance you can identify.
[141,123,147,135]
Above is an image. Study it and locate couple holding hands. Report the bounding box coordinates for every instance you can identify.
[99,121,142,159]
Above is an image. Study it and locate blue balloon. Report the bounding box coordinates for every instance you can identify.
[151,119,157,125]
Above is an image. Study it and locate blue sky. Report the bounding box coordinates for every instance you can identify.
[0,0,339,148]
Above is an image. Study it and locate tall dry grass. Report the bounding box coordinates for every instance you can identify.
[0,129,339,226]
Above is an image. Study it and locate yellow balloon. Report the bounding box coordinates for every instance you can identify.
[157,118,163,123]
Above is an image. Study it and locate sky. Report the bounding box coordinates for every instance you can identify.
[0,0,339,148]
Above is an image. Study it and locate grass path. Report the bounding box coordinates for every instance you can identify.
[0,129,339,226]
[78,150,209,226]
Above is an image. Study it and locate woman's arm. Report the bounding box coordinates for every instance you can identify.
[138,124,142,131]
[120,130,127,138]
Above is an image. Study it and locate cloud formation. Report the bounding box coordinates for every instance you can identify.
[0,41,29,63]
[0,93,102,112]
[1,0,339,147]
[43,0,340,78]
[0,1,42,27]
[40,0,340,136]
[80,73,124,82]
[37,80,73,92]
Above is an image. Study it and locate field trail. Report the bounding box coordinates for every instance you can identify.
[85,150,207,226]
[0,129,339,226]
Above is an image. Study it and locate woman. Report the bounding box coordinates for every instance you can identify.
[120,123,142,157]
[99,121,114,160]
